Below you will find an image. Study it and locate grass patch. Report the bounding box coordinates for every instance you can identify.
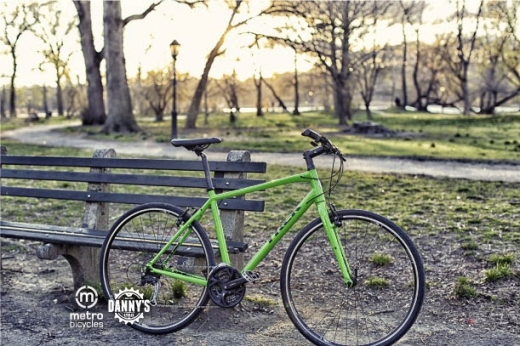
[484,264,513,282]
[245,295,276,307]
[370,253,393,266]
[49,110,520,162]
[0,116,76,133]
[170,280,188,299]
[365,277,390,288]
[461,241,479,251]
[488,253,515,266]
[454,277,478,299]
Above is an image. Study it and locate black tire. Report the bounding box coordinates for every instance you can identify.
[281,209,425,346]
[99,202,216,334]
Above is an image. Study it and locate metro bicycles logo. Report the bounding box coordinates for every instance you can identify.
[70,285,104,329]
[108,287,151,325]
[75,285,98,308]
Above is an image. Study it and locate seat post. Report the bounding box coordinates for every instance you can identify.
[199,152,215,190]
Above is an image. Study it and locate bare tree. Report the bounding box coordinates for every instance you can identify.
[253,71,263,116]
[292,50,300,115]
[261,76,289,113]
[261,1,391,125]
[443,0,484,115]
[185,0,275,128]
[406,2,428,111]
[414,35,450,110]
[357,48,387,121]
[248,38,264,116]
[216,72,239,123]
[475,1,520,114]
[102,1,141,133]
[185,0,243,128]
[1,2,38,117]
[42,84,50,117]
[73,1,105,125]
[73,0,166,131]
[141,68,173,122]
[34,1,76,116]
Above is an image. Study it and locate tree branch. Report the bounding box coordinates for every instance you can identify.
[123,1,164,26]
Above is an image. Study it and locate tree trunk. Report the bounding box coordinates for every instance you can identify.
[293,53,300,115]
[185,2,242,129]
[261,77,289,113]
[401,23,408,109]
[0,86,6,118]
[412,30,426,111]
[74,1,106,125]
[323,73,331,113]
[9,48,17,117]
[462,63,471,115]
[185,53,214,129]
[333,80,349,126]
[364,100,372,121]
[56,71,64,116]
[102,2,140,133]
[255,75,263,116]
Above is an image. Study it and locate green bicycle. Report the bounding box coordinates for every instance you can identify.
[99,129,425,346]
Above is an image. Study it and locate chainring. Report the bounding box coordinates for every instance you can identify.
[207,264,246,308]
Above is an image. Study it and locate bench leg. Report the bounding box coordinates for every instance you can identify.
[219,150,250,269]
[36,244,100,291]
[35,148,116,291]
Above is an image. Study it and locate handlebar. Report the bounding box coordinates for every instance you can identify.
[301,128,346,162]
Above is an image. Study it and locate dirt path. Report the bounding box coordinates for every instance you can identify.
[2,123,519,182]
[2,242,519,346]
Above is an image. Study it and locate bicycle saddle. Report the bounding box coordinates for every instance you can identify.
[171,137,222,152]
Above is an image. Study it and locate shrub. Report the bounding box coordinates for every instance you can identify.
[454,277,477,299]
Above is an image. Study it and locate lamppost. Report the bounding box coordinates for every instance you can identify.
[170,39,180,139]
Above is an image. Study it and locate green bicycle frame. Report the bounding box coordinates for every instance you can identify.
[146,168,354,287]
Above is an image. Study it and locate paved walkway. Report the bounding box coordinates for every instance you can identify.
[2,123,519,182]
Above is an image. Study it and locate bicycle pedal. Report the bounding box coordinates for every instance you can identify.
[242,271,260,283]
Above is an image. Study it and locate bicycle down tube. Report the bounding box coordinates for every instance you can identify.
[145,168,354,287]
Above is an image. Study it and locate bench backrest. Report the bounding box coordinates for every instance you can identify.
[0,151,266,212]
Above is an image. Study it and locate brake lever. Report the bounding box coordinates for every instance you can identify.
[334,146,347,162]
[310,141,319,147]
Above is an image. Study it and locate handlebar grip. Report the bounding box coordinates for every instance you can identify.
[301,129,322,142]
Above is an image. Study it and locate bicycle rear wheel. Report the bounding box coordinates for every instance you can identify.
[99,203,216,334]
[281,209,425,346]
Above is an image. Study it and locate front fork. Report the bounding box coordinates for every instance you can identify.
[311,178,355,287]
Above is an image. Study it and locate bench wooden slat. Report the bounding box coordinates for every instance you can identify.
[1,186,265,212]
[0,156,267,173]
[0,148,259,289]
[0,168,265,190]
[0,221,247,256]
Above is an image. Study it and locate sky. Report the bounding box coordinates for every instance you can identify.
[0,0,508,88]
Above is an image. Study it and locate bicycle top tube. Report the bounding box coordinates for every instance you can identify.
[171,128,347,190]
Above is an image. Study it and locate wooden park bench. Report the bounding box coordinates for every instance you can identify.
[0,145,266,290]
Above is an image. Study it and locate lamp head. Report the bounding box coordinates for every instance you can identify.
[170,40,180,59]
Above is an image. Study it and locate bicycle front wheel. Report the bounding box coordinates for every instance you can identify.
[281,209,425,346]
[99,203,216,334]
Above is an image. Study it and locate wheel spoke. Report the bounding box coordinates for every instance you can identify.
[281,210,425,346]
[100,203,214,334]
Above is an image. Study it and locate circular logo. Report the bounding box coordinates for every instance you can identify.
[75,285,98,309]
[109,287,150,325]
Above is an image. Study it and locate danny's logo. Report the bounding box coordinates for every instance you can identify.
[108,287,151,324]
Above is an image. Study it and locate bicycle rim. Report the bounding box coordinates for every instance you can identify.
[100,203,215,334]
[281,209,425,346]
